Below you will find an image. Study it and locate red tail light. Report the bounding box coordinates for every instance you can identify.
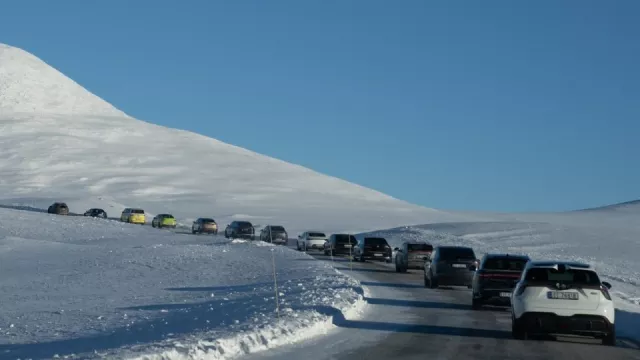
[600,285,612,300]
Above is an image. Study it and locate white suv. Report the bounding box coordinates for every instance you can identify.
[511,260,615,345]
[297,231,327,251]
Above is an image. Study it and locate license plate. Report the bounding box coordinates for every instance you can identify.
[547,291,579,300]
[373,253,383,257]
[500,292,512,297]
[452,263,466,268]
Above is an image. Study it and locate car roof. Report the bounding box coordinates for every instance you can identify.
[527,260,592,270]
[404,240,430,244]
[436,245,473,250]
[484,253,530,260]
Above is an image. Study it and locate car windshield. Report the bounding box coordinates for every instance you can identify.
[308,232,326,238]
[237,221,252,228]
[365,238,388,245]
[438,247,475,260]
[270,226,285,232]
[408,243,433,252]
[132,209,144,214]
[525,268,601,286]
[483,257,528,271]
[335,234,357,244]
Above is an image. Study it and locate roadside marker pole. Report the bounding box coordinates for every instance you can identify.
[271,248,280,319]
[349,234,353,271]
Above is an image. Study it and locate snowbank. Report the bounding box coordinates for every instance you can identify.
[0,208,364,360]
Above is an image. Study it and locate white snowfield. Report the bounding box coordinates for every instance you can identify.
[1,42,640,359]
[0,208,365,360]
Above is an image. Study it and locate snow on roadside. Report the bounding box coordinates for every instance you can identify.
[0,209,364,360]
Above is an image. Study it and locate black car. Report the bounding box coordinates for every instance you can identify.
[471,253,530,309]
[324,234,357,256]
[48,202,69,215]
[224,221,255,240]
[83,208,108,218]
[353,237,392,262]
[424,246,478,289]
[260,225,288,245]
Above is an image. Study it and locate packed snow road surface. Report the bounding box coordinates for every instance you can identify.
[247,252,640,360]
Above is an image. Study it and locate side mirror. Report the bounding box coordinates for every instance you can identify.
[469,265,477,272]
[602,281,612,290]
[393,247,399,251]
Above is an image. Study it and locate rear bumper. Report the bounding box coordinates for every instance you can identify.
[235,233,254,239]
[330,248,354,255]
[129,218,145,224]
[305,240,325,249]
[363,252,391,261]
[407,260,426,269]
[435,272,473,286]
[199,227,218,233]
[475,289,514,304]
[517,312,614,337]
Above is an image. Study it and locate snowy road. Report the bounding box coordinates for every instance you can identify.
[246,251,640,360]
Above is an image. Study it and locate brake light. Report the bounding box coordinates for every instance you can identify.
[600,285,612,301]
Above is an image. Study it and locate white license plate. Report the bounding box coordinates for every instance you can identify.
[548,291,579,300]
[500,292,512,297]
[452,263,467,268]
[373,253,383,257]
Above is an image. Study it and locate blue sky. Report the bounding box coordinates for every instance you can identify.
[1,0,638,212]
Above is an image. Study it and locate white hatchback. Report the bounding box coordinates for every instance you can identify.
[297,231,327,251]
[511,260,615,345]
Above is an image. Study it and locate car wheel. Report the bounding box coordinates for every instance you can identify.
[429,271,438,289]
[603,327,616,346]
[395,262,401,272]
[472,297,482,310]
[424,272,429,287]
[511,314,527,340]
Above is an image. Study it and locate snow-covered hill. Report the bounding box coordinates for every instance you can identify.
[0,43,476,235]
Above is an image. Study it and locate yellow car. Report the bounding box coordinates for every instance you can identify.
[120,208,146,224]
[152,214,177,229]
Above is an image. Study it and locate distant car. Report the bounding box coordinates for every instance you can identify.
[297,231,327,251]
[353,237,392,262]
[83,208,107,218]
[424,246,478,289]
[152,214,177,228]
[48,202,69,215]
[224,221,255,240]
[324,234,357,256]
[260,225,288,245]
[471,253,530,309]
[511,260,615,346]
[120,208,145,225]
[394,241,433,273]
[192,218,218,234]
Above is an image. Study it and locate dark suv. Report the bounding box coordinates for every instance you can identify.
[424,246,478,289]
[260,225,288,245]
[471,254,530,309]
[353,237,392,262]
[48,202,69,215]
[224,221,255,240]
[84,208,107,218]
[324,234,357,256]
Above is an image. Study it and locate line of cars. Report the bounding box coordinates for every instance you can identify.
[300,234,617,346]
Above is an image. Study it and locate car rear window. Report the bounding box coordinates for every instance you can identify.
[271,226,285,231]
[132,209,144,214]
[483,257,528,271]
[438,247,475,260]
[201,218,215,223]
[308,232,326,238]
[525,268,600,286]
[237,221,253,228]
[335,234,357,244]
[162,214,174,218]
[365,237,388,245]
[408,243,433,252]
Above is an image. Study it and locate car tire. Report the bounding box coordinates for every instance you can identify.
[472,297,482,310]
[395,262,401,272]
[603,327,616,346]
[511,314,527,340]
[429,271,438,289]
[424,272,429,287]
